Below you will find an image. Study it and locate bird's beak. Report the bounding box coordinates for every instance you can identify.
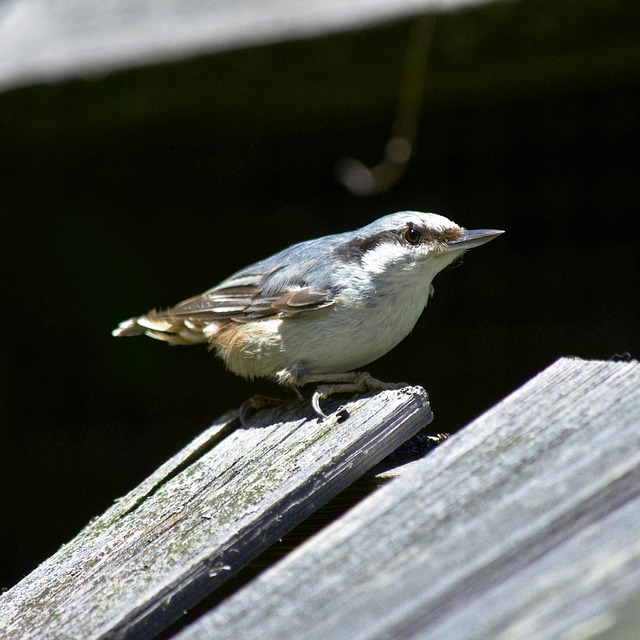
[447,229,504,251]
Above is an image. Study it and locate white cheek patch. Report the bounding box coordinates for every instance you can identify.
[361,242,408,274]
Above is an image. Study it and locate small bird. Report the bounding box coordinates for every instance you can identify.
[113,212,503,418]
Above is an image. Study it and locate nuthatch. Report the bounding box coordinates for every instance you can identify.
[113,211,503,418]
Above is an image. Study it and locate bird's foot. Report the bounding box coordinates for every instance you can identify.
[304,372,408,419]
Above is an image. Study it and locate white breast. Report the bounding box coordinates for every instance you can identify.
[278,264,435,375]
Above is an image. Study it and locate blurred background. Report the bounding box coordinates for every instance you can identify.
[1,0,639,588]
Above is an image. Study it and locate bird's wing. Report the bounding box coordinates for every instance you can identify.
[161,235,344,322]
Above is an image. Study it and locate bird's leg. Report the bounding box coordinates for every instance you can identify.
[240,371,408,422]
[301,372,408,419]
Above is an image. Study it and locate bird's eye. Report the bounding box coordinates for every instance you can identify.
[404,226,421,245]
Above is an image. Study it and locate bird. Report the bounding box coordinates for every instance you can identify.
[112,211,503,418]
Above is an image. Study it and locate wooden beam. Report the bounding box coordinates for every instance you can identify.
[0,388,433,640]
[172,357,640,640]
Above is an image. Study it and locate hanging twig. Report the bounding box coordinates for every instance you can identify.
[335,14,438,196]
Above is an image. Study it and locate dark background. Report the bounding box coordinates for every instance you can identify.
[2,0,639,588]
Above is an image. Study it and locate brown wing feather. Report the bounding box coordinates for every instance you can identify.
[271,288,334,313]
[155,284,334,323]
[170,285,262,317]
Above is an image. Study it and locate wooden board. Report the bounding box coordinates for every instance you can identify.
[172,358,640,640]
[0,388,433,640]
[0,0,490,91]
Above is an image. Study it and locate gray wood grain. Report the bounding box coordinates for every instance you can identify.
[174,357,640,640]
[0,388,433,640]
[0,0,491,91]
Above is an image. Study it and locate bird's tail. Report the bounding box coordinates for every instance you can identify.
[112,310,209,345]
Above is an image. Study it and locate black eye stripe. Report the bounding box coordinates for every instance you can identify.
[336,223,464,264]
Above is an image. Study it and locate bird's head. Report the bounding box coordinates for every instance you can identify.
[338,211,503,284]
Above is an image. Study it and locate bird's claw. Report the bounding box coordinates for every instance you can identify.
[308,372,408,419]
[311,389,331,419]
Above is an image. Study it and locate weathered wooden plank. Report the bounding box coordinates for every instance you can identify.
[173,358,640,640]
[0,0,491,92]
[0,387,432,640]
